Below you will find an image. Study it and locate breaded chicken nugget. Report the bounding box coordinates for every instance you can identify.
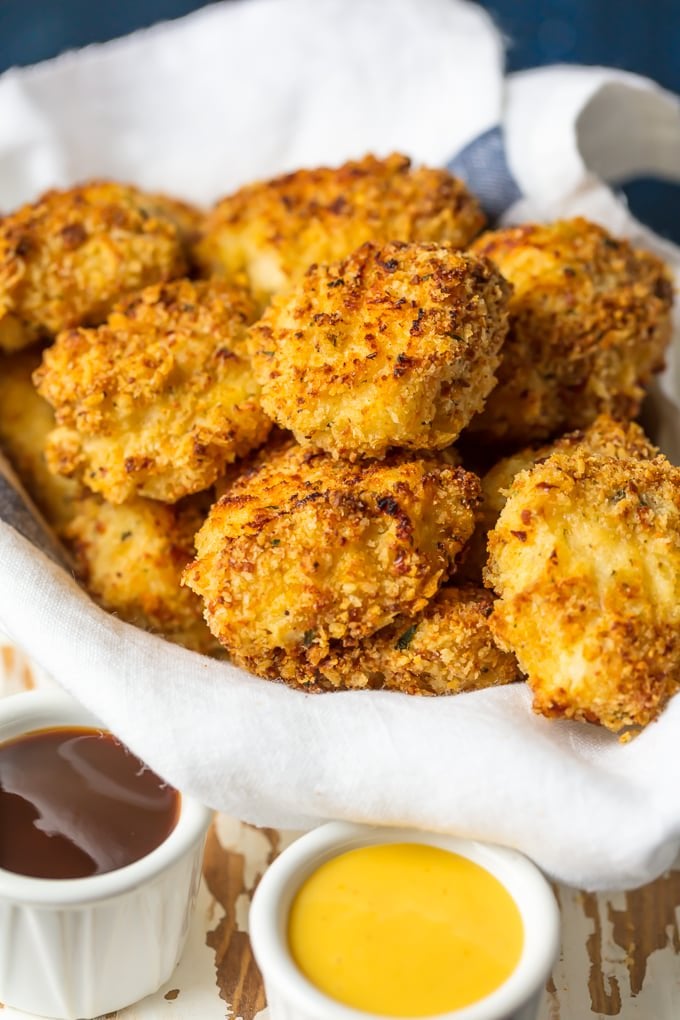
[35,279,272,503]
[484,416,657,527]
[468,219,674,442]
[195,153,485,305]
[0,182,194,352]
[0,351,216,650]
[485,451,680,730]
[302,585,521,693]
[0,350,80,529]
[248,242,510,459]
[183,442,481,678]
[460,416,659,581]
[65,493,219,654]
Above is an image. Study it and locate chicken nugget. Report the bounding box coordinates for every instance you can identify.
[0,181,195,351]
[304,585,521,693]
[0,350,217,650]
[483,416,657,521]
[485,451,680,730]
[183,442,481,677]
[0,350,80,529]
[468,219,674,443]
[460,416,659,581]
[248,242,510,459]
[35,278,272,503]
[195,153,485,305]
[65,493,219,654]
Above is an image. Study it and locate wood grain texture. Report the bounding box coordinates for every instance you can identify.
[203,823,267,1019]
[608,872,680,997]
[548,880,680,1018]
[582,889,624,1014]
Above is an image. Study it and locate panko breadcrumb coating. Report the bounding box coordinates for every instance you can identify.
[0,182,194,351]
[183,442,481,678]
[211,426,295,501]
[468,218,674,442]
[195,153,485,305]
[0,349,218,651]
[146,192,204,249]
[485,451,680,731]
[303,585,521,693]
[35,278,272,503]
[0,350,80,529]
[460,416,660,581]
[248,242,510,459]
[65,493,219,654]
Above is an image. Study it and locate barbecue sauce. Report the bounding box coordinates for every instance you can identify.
[0,726,180,879]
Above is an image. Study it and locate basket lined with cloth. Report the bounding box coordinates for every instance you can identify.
[1,0,680,891]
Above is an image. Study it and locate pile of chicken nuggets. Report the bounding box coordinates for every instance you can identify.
[1,153,678,734]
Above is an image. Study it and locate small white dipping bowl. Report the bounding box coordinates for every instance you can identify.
[250,822,560,1020]
[0,689,212,1020]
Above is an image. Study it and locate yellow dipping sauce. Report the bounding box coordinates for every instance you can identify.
[288,842,524,1017]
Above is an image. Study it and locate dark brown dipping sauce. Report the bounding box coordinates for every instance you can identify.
[0,726,180,879]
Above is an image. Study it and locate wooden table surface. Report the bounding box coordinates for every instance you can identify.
[2,637,679,1020]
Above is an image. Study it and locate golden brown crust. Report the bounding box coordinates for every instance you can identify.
[35,278,272,503]
[211,426,296,501]
[483,416,658,519]
[183,442,481,675]
[0,350,81,529]
[248,242,510,459]
[485,450,680,731]
[300,585,521,693]
[460,416,660,582]
[146,192,205,249]
[195,153,485,305]
[0,181,191,351]
[0,348,218,652]
[468,218,674,442]
[65,493,220,654]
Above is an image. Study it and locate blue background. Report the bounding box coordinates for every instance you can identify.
[0,0,677,240]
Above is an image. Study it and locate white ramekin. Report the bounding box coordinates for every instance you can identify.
[0,689,213,1020]
[250,822,560,1020]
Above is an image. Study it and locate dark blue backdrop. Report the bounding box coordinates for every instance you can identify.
[0,0,677,239]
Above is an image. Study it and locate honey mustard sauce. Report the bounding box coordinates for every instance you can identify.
[288,842,524,1017]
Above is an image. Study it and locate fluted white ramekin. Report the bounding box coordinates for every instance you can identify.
[250,822,560,1020]
[0,689,212,1020]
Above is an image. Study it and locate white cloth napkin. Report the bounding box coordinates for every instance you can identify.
[1,0,680,891]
